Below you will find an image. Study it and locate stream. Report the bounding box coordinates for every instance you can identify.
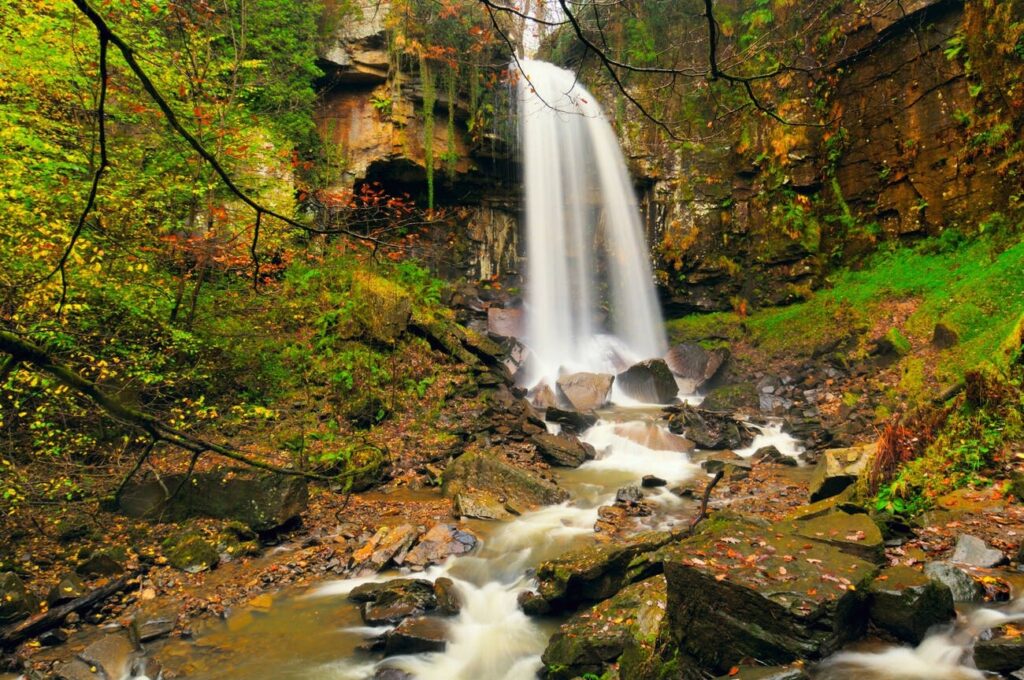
[151,402,802,680]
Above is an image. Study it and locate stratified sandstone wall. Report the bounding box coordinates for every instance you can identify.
[626,0,1023,312]
[314,0,521,282]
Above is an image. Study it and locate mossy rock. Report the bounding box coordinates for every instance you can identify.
[165,534,219,573]
[351,270,412,346]
[0,572,38,624]
[663,515,879,674]
[535,531,673,611]
[699,383,759,413]
[543,576,678,680]
[442,446,568,519]
[867,565,954,643]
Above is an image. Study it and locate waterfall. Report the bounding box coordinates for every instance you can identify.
[518,59,667,386]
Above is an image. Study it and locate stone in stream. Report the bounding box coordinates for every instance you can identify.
[545,406,598,434]
[442,446,569,521]
[535,531,673,611]
[612,421,694,453]
[131,606,178,643]
[698,450,752,476]
[383,616,448,656]
[666,404,755,450]
[400,524,477,568]
[518,590,551,616]
[349,578,438,625]
[556,372,614,412]
[56,631,140,680]
[433,577,461,615]
[542,575,701,680]
[616,359,679,404]
[46,572,86,606]
[974,635,1024,674]
[662,515,880,674]
[923,561,985,602]
[530,382,559,409]
[531,432,595,468]
[642,475,667,488]
[0,572,38,624]
[486,306,523,338]
[753,445,798,466]
[866,565,955,643]
[664,342,729,394]
[950,533,1007,568]
[808,443,875,502]
[350,524,419,573]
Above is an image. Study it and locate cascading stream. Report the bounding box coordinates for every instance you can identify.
[518,59,667,385]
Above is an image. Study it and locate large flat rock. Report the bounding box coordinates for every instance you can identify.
[442,446,568,520]
[663,515,879,674]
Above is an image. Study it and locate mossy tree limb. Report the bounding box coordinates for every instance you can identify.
[0,331,380,484]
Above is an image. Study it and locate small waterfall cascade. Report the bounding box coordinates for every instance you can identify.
[517,59,667,385]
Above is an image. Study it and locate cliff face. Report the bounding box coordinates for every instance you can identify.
[315,0,1022,303]
[622,0,1023,312]
[314,0,520,281]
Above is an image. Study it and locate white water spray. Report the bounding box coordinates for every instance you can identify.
[518,59,667,384]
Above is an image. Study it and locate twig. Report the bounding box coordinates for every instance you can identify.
[683,470,724,537]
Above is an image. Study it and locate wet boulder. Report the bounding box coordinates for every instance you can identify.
[432,577,461,615]
[616,359,679,404]
[443,447,569,521]
[867,565,955,643]
[612,421,694,453]
[556,372,614,412]
[665,342,729,393]
[808,444,874,502]
[401,524,477,568]
[384,616,448,656]
[950,534,1007,568]
[753,445,798,467]
[530,383,559,409]
[663,516,879,674]
[131,607,178,643]
[545,407,598,434]
[486,307,523,338]
[698,450,752,476]
[667,404,755,450]
[56,631,139,680]
[532,432,595,468]
[535,531,673,611]
[0,572,38,625]
[974,635,1024,674]
[518,590,551,616]
[542,576,689,680]
[923,561,984,602]
[118,467,308,532]
[349,578,438,625]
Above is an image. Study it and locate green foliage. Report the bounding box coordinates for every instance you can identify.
[876,368,1024,514]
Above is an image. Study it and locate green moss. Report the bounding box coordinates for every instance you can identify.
[886,328,912,355]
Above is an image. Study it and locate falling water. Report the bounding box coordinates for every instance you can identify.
[518,59,667,385]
